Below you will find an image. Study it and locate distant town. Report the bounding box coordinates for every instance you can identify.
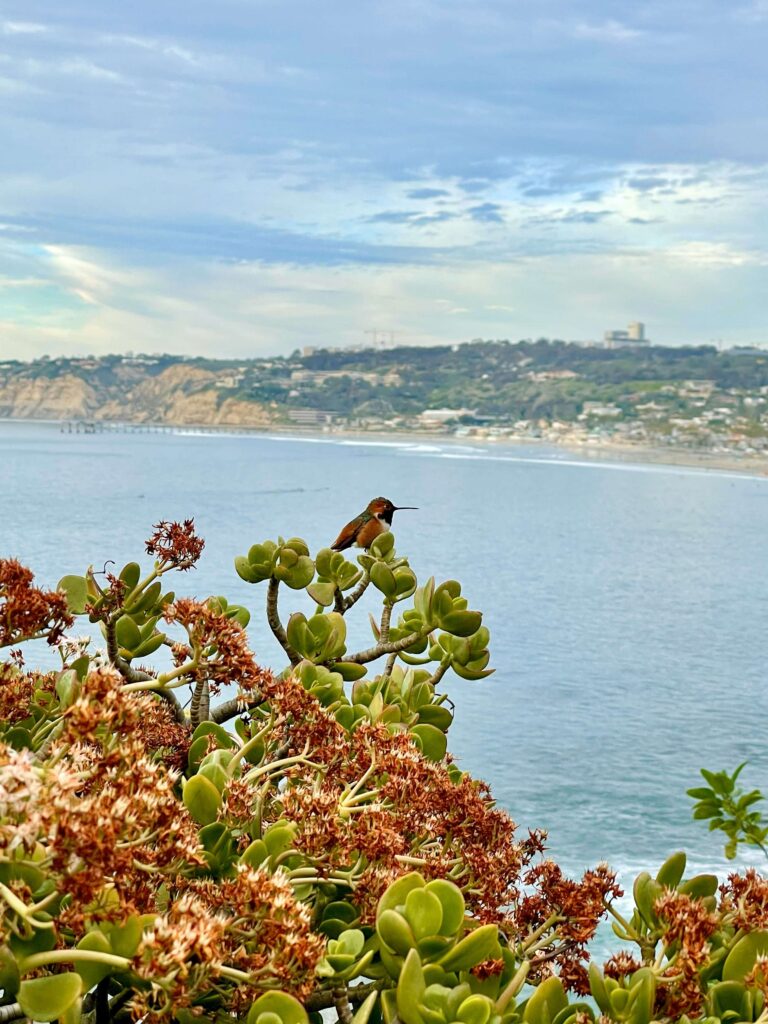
[2,329,768,463]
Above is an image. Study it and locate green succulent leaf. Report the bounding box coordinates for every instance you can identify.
[18,974,83,1023]
[74,930,113,991]
[247,991,309,1024]
[183,774,221,825]
[411,724,448,762]
[57,575,88,615]
[397,948,427,1024]
[437,924,499,972]
[522,976,568,1024]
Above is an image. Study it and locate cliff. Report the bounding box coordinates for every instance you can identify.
[0,374,99,420]
[0,363,276,427]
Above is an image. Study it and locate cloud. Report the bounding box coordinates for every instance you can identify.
[468,202,504,223]
[406,187,451,199]
[3,243,768,362]
[1,21,47,35]
[626,176,670,192]
[365,210,457,228]
[0,1,767,356]
[528,209,614,226]
[571,19,645,42]
[734,0,768,21]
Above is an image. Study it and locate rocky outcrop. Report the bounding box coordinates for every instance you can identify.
[0,364,276,427]
[0,374,98,420]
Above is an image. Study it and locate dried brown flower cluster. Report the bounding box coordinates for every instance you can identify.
[0,558,73,647]
[221,672,604,986]
[0,661,56,723]
[146,519,205,571]
[13,670,203,929]
[654,889,719,1017]
[132,867,323,1020]
[517,861,623,993]
[164,597,274,696]
[132,692,192,772]
[249,677,526,921]
[720,867,768,931]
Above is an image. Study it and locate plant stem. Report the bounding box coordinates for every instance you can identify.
[333,987,354,1024]
[19,949,131,972]
[210,691,263,724]
[342,573,370,612]
[190,676,210,727]
[267,578,300,665]
[427,660,450,688]
[344,627,431,666]
[379,604,392,644]
[306,982,385,1012]
[495,960,531,1013]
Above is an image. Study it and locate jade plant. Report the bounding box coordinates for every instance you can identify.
[1,522,768,1024]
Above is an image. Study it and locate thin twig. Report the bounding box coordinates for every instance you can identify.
[381,651,398,680]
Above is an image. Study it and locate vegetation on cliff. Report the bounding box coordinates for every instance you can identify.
[3,342,768,441]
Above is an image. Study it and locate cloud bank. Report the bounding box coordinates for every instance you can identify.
[0,0,766,356]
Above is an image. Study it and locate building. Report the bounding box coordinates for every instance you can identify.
[604,322,650,348]
[419,408,477,424]
[286,409,335,426]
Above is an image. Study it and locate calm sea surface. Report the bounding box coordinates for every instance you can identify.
[2,419,767,905]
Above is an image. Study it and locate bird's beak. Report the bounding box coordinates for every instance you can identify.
[394,506,418,510]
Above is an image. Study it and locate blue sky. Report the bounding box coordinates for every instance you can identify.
[1,0,767,358]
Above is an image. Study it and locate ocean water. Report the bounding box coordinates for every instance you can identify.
[2,419,768,908]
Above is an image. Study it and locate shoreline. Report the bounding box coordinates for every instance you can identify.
[3,415,768,480]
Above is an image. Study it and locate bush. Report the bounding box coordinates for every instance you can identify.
[1,523,767,1023]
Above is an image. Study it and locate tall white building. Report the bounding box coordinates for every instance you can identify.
[604,322,650,348]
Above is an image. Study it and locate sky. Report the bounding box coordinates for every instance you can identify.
[0,0,767,359]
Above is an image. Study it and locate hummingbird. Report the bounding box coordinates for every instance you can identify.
[331,497,417,551]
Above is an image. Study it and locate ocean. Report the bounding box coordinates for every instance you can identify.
[2,419,767,913]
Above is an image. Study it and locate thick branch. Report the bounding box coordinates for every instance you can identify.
[105,616,121,669]
[190,677,210,727]
[210,690,264,725]
[343,627,431,666]
[333,987,354,1024]
[267,578,300,665]
[379,604,392,644]
[427,660,450,688]
[305,982,384,1013]
[342,572,370,612]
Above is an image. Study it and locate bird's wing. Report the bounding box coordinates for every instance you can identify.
[331,512,368,551]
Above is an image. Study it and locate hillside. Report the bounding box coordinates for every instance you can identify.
[2,341,768,455]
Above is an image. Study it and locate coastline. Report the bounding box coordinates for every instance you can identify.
[3,415,768,480]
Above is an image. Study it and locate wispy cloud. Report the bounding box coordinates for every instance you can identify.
[571,19,645,42]
[1,21,47,35]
